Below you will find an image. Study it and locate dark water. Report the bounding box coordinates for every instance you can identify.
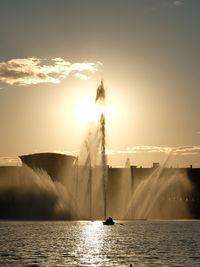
[0,220,200,266]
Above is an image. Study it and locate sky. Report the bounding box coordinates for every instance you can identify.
[0,0,200,167]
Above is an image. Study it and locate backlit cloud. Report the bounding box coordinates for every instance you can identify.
[0,57,101,86]
[173,0,184,6]
[150,0,185,10]
[74,73,89,81]
[172,146,200,155]
[127,146,171,154]
[106,149,137,155]
[107,146,200,156]
[0,157,21,166]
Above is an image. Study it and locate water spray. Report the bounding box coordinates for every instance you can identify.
[95,80,107,219]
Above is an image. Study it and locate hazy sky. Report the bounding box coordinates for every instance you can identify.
[0,0,200,167]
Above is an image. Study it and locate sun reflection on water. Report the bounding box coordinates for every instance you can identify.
[75,221,107,266]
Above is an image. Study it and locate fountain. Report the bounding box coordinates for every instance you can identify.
[74,81,194,221]
[126,166,193,219]
[0,81,198,220]
[95,81,107,220]
[76,80,109,220]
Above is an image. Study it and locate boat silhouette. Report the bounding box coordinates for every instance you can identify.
[103,217,115,225]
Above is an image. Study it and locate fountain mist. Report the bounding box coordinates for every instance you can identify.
[0,81,197,220]
[76,80,107,219]
[95,81,107,219]
[126,166,193,219]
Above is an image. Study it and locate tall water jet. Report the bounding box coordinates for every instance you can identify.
[76,80,107,219]
[2,79,197,221]
[95,80,107,219]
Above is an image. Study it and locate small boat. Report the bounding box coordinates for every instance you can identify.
[103,217,115,225]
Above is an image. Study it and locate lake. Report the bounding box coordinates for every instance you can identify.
[0,220,200,266]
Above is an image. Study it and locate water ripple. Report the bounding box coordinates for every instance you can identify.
[0,220,200,266]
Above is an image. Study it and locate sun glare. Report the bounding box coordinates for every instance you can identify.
[75,94,113,124]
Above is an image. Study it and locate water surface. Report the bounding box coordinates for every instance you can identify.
[0,220,200,266]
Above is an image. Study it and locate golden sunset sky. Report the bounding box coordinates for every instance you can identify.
[0,0,200,167]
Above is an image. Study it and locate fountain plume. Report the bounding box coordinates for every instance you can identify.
[0,80,196,220]
[95,80,106,103]
[95,80,107,219]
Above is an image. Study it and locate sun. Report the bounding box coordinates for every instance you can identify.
[74,94,113,124]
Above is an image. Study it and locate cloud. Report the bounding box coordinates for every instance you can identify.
[149,0,184,10]
[127,146,172,154]
[107,149,137,155]
[173,0,184,6]
[0,57,102,86]
[172,146,200,155]
[74,73,89,81]
[107,146,200,156]
[0,157,21,166]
